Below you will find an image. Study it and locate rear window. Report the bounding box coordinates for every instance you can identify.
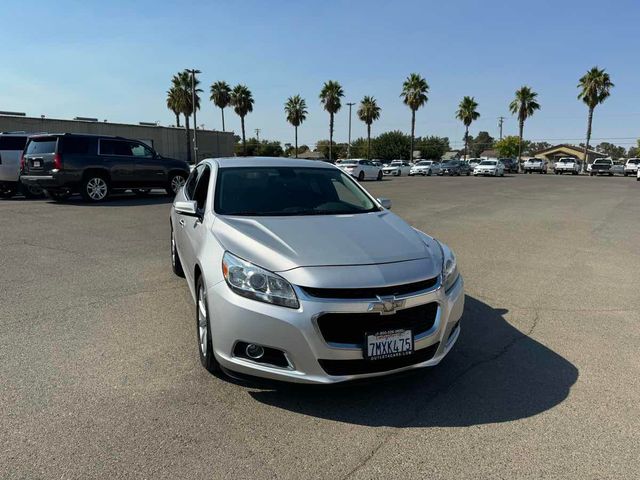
[26,137,58,155]
[0,136,28,150]
[61,137,92,155]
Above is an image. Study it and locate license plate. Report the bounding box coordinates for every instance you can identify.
[32,160,41,168]
[365,329,413,361]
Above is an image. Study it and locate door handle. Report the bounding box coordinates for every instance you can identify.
[179,219,185,227]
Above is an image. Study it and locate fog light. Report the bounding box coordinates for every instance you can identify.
[245,343,264,359]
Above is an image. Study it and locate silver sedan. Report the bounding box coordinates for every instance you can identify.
[170,157,464,384]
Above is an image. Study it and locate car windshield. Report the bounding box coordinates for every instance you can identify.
[389,162,402,166]
[340,161,357,166]
[594,160,609,164]
[479,161,496,166]
[628,159,640,164]
[442,161,457,166]
[417,161,431,165]
[214,166,379,216]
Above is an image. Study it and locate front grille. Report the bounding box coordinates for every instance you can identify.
[317,302,438,346]
[301,277,438,300]
[318,342,440,376]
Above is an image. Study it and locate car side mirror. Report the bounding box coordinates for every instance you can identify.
[377,197,392,209]
[175,200,198,217]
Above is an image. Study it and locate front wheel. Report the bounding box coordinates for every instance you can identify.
[377,171,382,181]
[171,224,184,277]
[167,173,188,196]
[196,277,220,374]
[358,171,365,181]
[81,175,109,202]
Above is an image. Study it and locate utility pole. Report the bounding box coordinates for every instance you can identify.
[255,128,261,142]
[346,102,355,159]
[186,69,201,163]
[498,116,505,140]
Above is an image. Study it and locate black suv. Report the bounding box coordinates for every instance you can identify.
[499,158,518,173]
[20,134,190,202]
[439,160,471,176]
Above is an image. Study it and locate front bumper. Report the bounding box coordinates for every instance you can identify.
[207,275,464,384]
[474,169,496,175]
[382,170,398,175]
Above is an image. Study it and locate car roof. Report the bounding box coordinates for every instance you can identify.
[210,157,337,169]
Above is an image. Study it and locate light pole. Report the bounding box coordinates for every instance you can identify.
[346,102,355,159]
[186,68,201,163]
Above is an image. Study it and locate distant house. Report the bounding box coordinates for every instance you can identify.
[480,149,499,159]
[291,149,327,160]
[441,150,461,161]
[533,144,602,163]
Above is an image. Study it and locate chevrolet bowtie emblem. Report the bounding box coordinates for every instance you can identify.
[368,295,404,315]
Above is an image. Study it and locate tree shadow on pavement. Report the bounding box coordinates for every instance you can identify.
[247,296,578,427]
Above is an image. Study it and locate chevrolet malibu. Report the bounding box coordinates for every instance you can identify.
[170,157,464,384]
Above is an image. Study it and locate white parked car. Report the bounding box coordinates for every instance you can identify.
[382,160,412,176]
[553,157,581,175]
[473,160,504,177]
[0,132,44,199]
[337,159,382,181]
[523,158,548,174]
[409,160,441,176]
[623,158,640,176]
[467,158,482,170]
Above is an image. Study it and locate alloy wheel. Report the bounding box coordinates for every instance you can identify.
[197,285,209,358]
[86,178,108,201]
[171,175,186,193]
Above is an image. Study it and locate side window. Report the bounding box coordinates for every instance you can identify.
[0,136,28,150]
[193,167,211,211]
[131,143,153,157]
[99,139,134,156]
[61,137,91,155]
[184,166,202,199]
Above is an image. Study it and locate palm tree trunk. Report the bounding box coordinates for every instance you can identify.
[410,110,416,161]
[175,113,181,128]
[329,113,334,162]
[367,123,371,160]
[517,119,524,172]
[464,125,469,161]
[185,115,192,164]
[295,126,298,158]
[241,115,246,156]
[221,108,225,132]
[582,107,594,173]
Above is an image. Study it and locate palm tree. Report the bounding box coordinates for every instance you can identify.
[578,67,614,172]
[210,81,232,132]
[456,96,480,161]
[509,86,540,170]
[319,80,344,162]
[357,96,381,160]
[284,95,308,158]
[400,73,429,161]
[166,86,182,127]
[170,71,202,163]
[230,84,254,155]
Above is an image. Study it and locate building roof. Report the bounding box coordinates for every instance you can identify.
[532,144,600,156]
[441,150,460,160]
[480,149,499,158]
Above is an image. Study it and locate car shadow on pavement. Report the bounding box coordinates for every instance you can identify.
[47,192,173,207]
[247,296,578,427]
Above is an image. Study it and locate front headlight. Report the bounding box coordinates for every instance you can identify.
[222,252,299,309]
[439,242,459,292]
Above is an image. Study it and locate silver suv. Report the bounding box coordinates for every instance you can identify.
[0,132,43,199]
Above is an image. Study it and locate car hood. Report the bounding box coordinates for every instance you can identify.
[211,211,437,272]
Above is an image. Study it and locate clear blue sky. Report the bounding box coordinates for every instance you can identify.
[1,0,639,150]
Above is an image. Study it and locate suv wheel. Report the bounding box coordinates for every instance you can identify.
[22,184,44,199]
[377,170,383,181]
[358,171,365,181]
[167,173,187,195]
[81,175,109,202]
[196,276,220,374]
[171,224,184,277]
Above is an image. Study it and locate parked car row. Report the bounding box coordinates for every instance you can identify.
[0,132,190,202]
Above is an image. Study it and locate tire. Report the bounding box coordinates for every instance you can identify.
[358,171,365,181]
[466,171,470,176]
[377,171,382,181]
[167,172,188,196]
[170,224,185,277]
[0,186,16,199]
[133,188,151,197]
[590,172,594,176]
[427,170,432,176]
[624,173,628,177]
[22,184,44,199]
[397,171,401,177]
[81,175,109,202]
[196,276,220,374]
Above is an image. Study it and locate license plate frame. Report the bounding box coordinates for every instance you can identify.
[364,329,414,361]
[32,160,41,168]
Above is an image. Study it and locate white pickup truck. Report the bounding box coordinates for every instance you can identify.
[523,158,548,174]
[623,158,640,177]
[553,157,581,175]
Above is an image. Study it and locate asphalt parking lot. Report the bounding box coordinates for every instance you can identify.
[1,174,639,479]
